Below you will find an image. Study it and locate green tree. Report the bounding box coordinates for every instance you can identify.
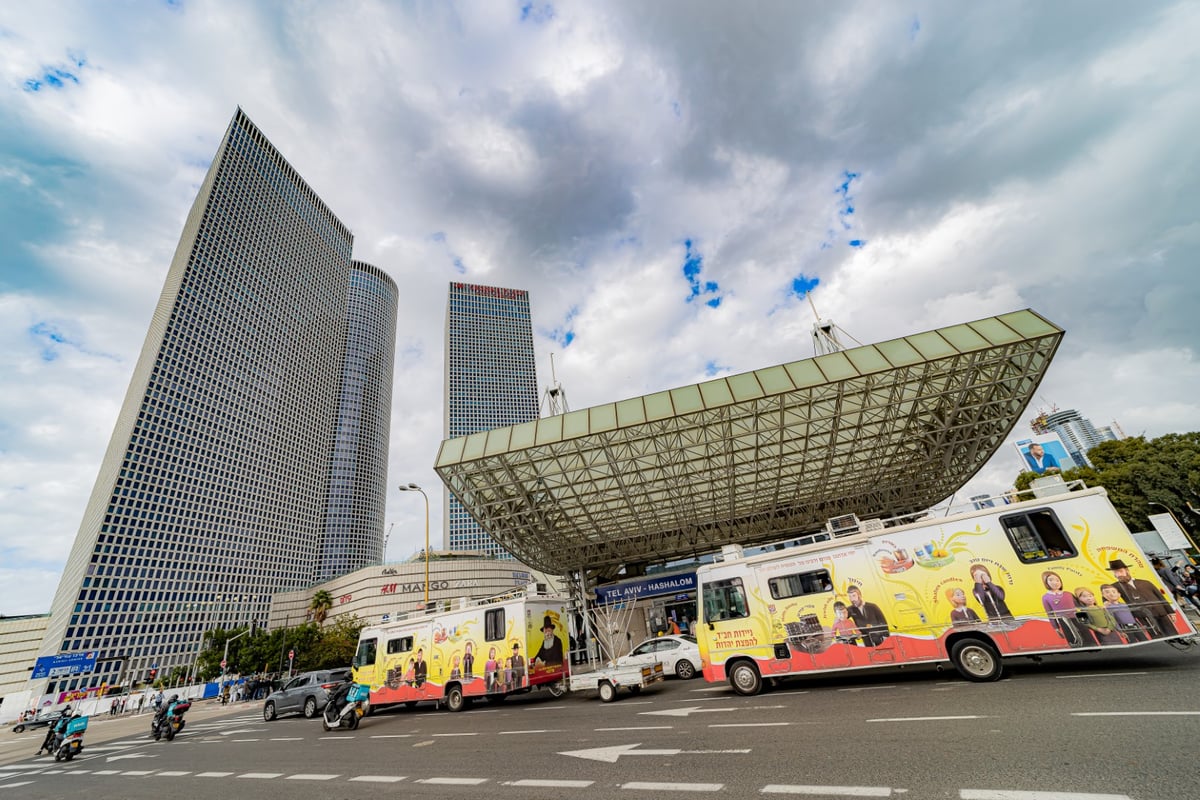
[309,589,334,627]
[1013,433,1200,541]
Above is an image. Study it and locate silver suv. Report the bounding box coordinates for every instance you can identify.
[262,668,351,721]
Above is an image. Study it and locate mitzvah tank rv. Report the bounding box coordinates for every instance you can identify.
[695,485,1195,695]
[352,584,569,712]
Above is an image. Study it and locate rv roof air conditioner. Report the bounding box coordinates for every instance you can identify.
[826,514,862,537]
[720,544,745,562]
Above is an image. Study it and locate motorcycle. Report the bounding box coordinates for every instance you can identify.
[53,715,88,762]
[151,698,192,741]
[321,683,369,731]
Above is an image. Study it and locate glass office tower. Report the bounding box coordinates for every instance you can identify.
[444,283,539,557]
[34,110,397,690]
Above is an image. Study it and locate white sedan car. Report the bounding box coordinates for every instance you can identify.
[617,634,701,679]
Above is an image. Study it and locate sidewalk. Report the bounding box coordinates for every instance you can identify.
[0,698,254,768]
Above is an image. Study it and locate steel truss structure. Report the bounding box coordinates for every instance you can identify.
[434,310,1064,578]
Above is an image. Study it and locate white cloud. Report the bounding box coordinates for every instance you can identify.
[1,1,1199,614]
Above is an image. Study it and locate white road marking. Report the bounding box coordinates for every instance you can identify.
[196,771,234,777]
[349,775,406,782]
[504,779,595,788]
[417,777,488,785]
[596,726,674,731]
[287,773,340,780]
[230,738,261,742]
[1055,672,1148,679]
[838,685,897,692]
[369,734,413,739]
[318,736,355,740]
[269,737,304,741]
[121,770,155,776]
[0,782,33,788]
[710,722,792,728]
[622,781,724,791]
[432,732,477,737]
[237,772,284,779]
[92,770,122,775]
[762,785,892,796]
[961,791,1131,800]
[691,686,728,692]
[643,704,784,717]
[868,716,984,723]
[156,771,190,776]
[1072,711,1200,716]
[499,729,561,735]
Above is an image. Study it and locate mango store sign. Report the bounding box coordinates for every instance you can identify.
[595,574,696,604]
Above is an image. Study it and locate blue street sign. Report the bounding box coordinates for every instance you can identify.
[594,573,697,604]
[31,651,99,680]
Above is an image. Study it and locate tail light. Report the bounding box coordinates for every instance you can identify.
[321,682,341,691]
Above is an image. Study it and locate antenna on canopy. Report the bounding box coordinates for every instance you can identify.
[541,353,569,417]
[807,292,861,356]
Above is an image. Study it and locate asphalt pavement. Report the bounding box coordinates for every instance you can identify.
[2,642,1199,800]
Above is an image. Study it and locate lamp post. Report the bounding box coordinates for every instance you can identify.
[398,483,430,607]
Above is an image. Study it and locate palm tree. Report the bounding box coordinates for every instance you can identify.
[310,590,334,627]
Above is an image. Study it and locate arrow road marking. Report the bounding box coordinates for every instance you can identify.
[106,754,158,763]
[641,704,784,717]
[560,743,751,763]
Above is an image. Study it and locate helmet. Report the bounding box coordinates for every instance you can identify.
[169,694,179,702]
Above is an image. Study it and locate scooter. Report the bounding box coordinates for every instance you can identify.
[151,698,192,741]
[321,683,369,731]
[53,715,88,762]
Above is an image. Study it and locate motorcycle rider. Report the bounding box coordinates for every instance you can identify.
[152,694,178,736]
[36,706,71,756]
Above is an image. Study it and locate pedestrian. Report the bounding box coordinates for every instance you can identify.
[137,694,145,714]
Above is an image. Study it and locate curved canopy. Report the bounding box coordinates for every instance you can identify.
[435,309,1063,577]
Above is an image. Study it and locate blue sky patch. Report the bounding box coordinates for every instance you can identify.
[792,274,820,298]
[704,360,729,377]
[23,55,87,93]
[910,15,921,40]
[835,171,865,247]
[28,321,118,362]
[681,239,722,307]
[542,305,578,348]
[848,239,865,248]
[519,2,555,24]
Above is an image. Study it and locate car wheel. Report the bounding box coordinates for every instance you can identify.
[303,697,318,719]
[13,725,24,734]
[675,659,697,680]
[446,686,465,712]
[598,681,617,702]
[950,638,1003,682]
[263,702,277,722]
[729,661,762,696]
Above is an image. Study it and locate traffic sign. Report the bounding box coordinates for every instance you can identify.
[288,650,294,660]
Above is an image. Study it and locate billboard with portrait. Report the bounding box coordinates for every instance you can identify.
[1014,433,1076,475]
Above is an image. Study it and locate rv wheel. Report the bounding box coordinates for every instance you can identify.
[729,661,762,696]
[598,681,617,702]
[950,639,1003,682]
[446,686,466,712]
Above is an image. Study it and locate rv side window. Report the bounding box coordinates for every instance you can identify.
[702,577,749,622]
[768,569,833,600]
[353,638,377,668]
[485,608,505,641]
[386,636,413,655]
[1001,509,1076,563]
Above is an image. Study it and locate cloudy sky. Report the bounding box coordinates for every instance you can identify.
[2,1,1198,615]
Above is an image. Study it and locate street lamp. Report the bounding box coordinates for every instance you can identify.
[398,483,430,607]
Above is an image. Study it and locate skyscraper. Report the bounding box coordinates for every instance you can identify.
[444,282,539,557]
[33,109,397,692]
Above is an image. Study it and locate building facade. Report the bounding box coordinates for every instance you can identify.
[0,615,50,718]
[268,555,562,631]
[444,283,539,557]
[33,109,397,695]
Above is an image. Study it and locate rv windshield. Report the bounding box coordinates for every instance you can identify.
[353,637,377,669]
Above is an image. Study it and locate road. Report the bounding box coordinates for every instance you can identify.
[2,643,1198,799]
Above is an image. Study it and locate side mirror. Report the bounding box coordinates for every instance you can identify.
[707,622,715,631]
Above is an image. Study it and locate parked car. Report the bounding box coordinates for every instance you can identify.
[262,668,351,721]
[11,709,65,734]
[617,634,701,679]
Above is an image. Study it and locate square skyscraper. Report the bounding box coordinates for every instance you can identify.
[444,283,539,557]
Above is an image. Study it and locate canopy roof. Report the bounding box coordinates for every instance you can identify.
[435,309,1063,577]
